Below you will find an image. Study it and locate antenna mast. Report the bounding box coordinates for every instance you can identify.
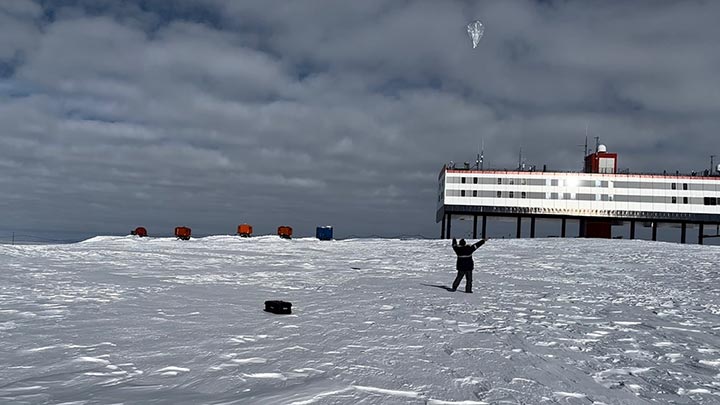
[712,155,716,175]
[518,147,523,171]
[480,138,484,170]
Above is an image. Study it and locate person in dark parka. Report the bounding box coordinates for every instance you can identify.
[451,238,487,293]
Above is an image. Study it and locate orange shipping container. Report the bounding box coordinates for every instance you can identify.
[238,224,253,237]
[175,226,192,240]
[277,226,293,239]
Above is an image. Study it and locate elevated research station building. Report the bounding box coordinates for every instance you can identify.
[437,145,720,244]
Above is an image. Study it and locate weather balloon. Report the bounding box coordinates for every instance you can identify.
[466,20,484,49]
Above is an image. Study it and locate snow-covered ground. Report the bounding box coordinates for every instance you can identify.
[1,236,720,404]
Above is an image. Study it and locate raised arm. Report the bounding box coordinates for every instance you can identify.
[452,238,457,247]
[472,239,487,250]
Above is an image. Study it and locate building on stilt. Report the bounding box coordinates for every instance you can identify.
[437,145,720,244]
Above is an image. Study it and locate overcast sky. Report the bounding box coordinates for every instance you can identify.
[1,0,719,238]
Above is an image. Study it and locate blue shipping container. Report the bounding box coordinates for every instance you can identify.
[316,226,333,240]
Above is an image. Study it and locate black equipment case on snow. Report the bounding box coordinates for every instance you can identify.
[264,300,292,314]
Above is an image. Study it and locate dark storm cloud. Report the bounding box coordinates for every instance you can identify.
[1,0,719,238]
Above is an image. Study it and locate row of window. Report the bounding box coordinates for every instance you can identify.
[445,176,719,191]
[473,206,700,218]
[444,189,720,206]
[617,182,694,191]
[449,177,548,186]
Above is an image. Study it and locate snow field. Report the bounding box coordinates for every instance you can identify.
[0,236,720,403]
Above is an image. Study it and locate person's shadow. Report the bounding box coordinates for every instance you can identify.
[420,283,454,292]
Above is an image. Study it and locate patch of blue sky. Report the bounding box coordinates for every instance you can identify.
[0,60,18,79]
[39,0,225,33]
[0,78,37,98]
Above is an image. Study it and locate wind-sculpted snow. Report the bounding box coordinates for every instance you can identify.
[1,236,720,404]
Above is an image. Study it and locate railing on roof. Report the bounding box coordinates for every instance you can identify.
[442,165,720,180]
